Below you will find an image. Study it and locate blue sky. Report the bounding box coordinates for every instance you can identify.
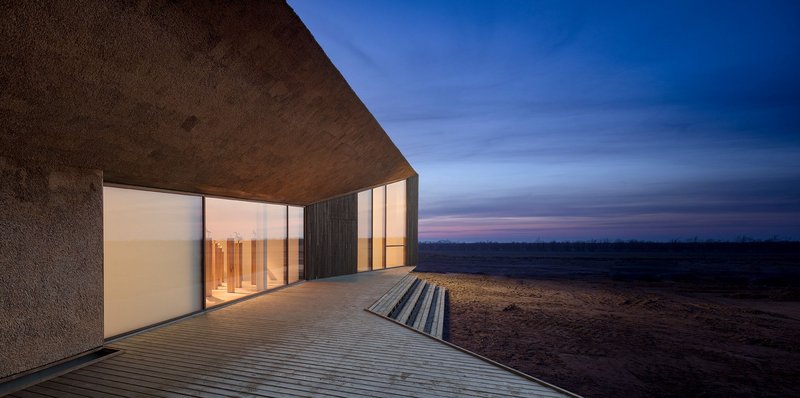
[289,0,800,241]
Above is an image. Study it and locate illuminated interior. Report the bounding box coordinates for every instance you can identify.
[288,206,304,284]
[204,198,304,307]
[372,185,386,269]
[357,179,408,271]
[385,180,407,267]
[104,186,305,337]
[357,190,372,272]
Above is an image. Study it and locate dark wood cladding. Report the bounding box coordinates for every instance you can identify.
[405,175,419,266]
[304,193,358,280]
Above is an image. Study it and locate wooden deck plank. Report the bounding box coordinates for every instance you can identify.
[26,384,92,398]
[106,350,437,398]
[109,338,552,395]
[113,327,551,387]
[8,391,53,398]
[97,356,407,398]
[9,391,55,398]
[372,275,416,315]
[42,376,158,398]
[61,370,202,398]
[412,282,436,329]
[368,274,413,312]
[17,267,574,398]
[379,274,416,314]
[38,379,132,398]
[434,286,447,338]
[90,362,324,398]
[370,275,411,312]
[395,280,427,324]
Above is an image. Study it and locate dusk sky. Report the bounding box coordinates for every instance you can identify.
[290,0,800,242]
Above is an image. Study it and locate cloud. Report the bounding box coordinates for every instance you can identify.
[423,174,800,217]
[418,174,800,240]
[291,0,800,240]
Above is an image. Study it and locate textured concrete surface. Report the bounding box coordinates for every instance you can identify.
[0,156,104,379]
[0,0,415,205]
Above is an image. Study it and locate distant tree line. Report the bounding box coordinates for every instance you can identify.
[420,238,800,254]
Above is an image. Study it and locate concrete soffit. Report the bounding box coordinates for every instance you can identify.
[0,0,416,205]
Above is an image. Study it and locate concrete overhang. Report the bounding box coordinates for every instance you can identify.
[0,0,415,205]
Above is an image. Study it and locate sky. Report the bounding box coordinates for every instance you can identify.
[289,0,800,242]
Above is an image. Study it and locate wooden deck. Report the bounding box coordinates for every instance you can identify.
[13,267,574,397]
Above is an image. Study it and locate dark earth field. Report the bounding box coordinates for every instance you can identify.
[414,242,800,398]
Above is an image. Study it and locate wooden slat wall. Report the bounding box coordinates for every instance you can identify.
[304,193,358,280]
[405,175,419,267]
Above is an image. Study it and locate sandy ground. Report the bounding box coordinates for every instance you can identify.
[415,263,800,397]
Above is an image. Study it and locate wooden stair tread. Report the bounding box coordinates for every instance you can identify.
[367,274,448,340]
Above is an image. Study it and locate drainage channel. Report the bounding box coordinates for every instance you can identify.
[0,347,120,396]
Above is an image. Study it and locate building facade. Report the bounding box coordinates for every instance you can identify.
[0,0,417,381]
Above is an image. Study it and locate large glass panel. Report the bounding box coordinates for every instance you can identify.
[372,186,385,269]
[386,246,406,267]
[205,197,266,307]
[386,180,406,247]
[385,180,407,268]
[288,206,304,284]
[104,187,202,338]
[357,190,372,272]
[266,204,287,288]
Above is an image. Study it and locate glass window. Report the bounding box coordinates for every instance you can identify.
[205,198,266,307]
[386,246,406,267]
[357,190,372,272]
[372,186,385,269]
[288,206,304,284]
[385,180,407,267]
[103,187,202,338]
[385,181,406,246]
[266,204,287,288]
[356,179,410,271]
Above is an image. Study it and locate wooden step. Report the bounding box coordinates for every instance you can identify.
[432,286,446,339]
[379,276,417,316]
[411,281,436,330]
[395,280,427,324]
[369,274,416,316]
[368,274,413,312]
[367,274,448,340]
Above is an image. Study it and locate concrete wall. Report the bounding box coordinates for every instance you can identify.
[0,156,104,379]
[304,193,358,280]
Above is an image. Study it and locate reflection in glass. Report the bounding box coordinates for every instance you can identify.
[386,181,406,246]
[357,190,372,272]
[386,246,406,268]
[288,206,304,284]
[266,204,287,288]
[104,187,202,338]
[357,179,409,271]
[205,198,266,307]
[372,185,385,269]
[385,180,406,267]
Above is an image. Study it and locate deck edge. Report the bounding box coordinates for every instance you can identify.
[364,306,584,398]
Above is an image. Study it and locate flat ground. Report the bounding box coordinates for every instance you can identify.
[415,247,800,398]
